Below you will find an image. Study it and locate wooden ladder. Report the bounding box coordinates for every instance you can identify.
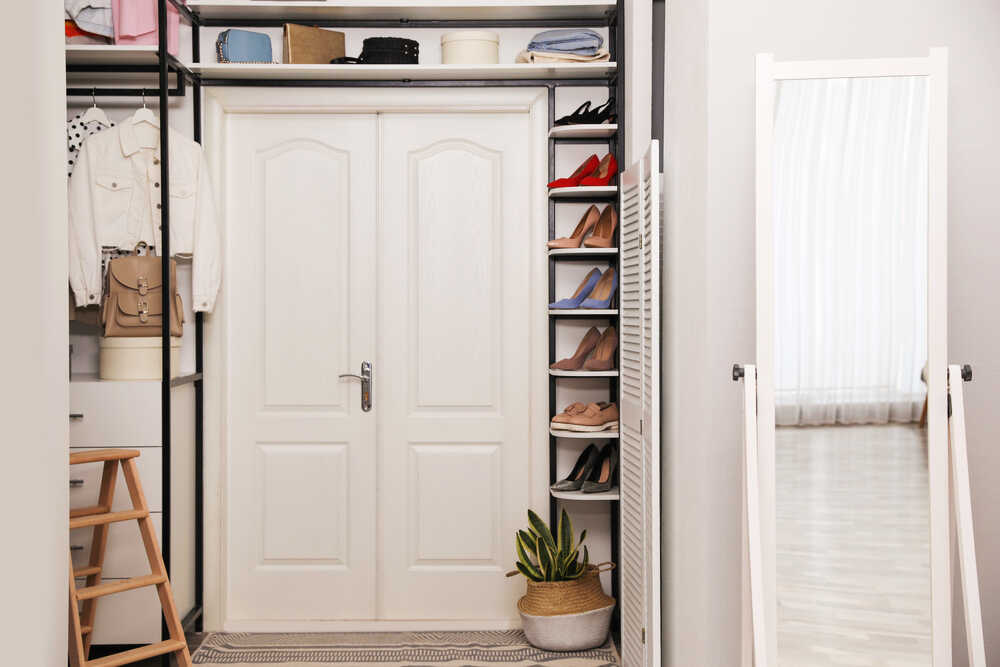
[68,449,192,667]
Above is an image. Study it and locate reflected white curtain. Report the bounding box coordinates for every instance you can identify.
[773,76,928,426]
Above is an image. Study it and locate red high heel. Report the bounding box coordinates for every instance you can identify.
[580,153,617,187]
[548,154,599,189]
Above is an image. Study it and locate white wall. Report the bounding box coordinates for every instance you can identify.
[662,0,1000,665]
[0,3,70,665]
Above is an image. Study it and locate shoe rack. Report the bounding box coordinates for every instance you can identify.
[546,0,623,634]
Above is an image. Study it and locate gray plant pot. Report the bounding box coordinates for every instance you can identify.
[519,603,615,652]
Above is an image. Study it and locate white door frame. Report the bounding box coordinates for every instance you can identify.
[753,49,950,665]
[201,87,550,631]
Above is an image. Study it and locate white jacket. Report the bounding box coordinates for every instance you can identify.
[68,117,221,312]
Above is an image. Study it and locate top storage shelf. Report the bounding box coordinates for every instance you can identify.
[66,45,160,66]
[186,0,616,22]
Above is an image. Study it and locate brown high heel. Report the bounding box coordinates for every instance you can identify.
[548,205,600,249]
[550,326,601,370]
[583,326,618,371]
[583,205,617,248]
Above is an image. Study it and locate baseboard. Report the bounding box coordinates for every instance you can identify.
[222,619,522,632]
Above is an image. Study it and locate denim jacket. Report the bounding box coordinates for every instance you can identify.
[68,117,221,312]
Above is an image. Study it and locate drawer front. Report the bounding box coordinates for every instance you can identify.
[70,448,162,513]
[76,581,162,645]
[69,380,161,447]
[71,513,162,579]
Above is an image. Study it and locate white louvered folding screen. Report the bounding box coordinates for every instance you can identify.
[618,141,661,667]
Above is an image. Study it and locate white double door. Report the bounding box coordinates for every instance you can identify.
[226,110,534,624]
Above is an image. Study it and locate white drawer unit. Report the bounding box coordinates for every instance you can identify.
[71,513,163,579]
[69,376,161,447]
[70,448,162,513]
[75,580,163,645]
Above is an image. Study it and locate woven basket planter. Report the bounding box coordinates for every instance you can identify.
[517,563,616,651]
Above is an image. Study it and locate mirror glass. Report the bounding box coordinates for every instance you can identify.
[773,76,931,665]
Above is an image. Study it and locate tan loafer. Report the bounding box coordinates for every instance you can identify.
[551,402,619,432]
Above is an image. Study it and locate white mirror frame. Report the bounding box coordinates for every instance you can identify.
[753,48,950,666]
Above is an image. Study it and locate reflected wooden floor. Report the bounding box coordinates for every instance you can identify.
[776,424,931,667]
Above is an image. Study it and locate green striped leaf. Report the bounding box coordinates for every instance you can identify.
[537,539,555,581]
[516,560,544,582]
[518,530,538,558]
[516,532,536,568]
[557,509,573,559]
[527,510,557,555]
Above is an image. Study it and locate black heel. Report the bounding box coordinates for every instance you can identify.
[554,101,593,126]
[551,444,600,491]
[582,442,618,493]
[585,97,616,124]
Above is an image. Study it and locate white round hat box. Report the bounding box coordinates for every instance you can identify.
[99,337,182,381]
[441,31,499,64]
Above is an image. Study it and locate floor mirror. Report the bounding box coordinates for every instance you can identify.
[753,49,950,666]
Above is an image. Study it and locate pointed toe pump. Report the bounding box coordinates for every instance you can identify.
[548,205,600,249]
[549,268,601,309]
[551,326,601,370]
[548,154,599,189]
[580,268,617,309]
[583,326,618,371]
[551,443,600,491]
[582,442,619,493]
[579,153,617,187]
[583,205,617,248]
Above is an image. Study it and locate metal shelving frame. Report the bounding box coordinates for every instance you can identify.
[66,0,625,654]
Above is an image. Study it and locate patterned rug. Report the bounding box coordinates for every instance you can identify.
[192,631,619,666]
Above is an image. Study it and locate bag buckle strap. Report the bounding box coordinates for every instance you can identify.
[137,299,149,323]
[137,275,149,296]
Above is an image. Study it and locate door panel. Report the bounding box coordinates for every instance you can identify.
[226,114,378,620]
[379,113,533,620]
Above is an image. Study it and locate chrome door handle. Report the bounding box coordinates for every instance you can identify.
[339,361,372,412]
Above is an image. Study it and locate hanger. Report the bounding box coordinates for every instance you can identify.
[80,88,112,127]
[131,88,160,128]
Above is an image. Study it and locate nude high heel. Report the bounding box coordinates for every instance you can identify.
[548,205,600,249]
[583,205,617,248]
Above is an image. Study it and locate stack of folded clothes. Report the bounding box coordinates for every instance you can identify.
[516,28,610,64]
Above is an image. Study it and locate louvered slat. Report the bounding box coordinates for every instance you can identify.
[619,153,646,667]
[640,144,662,665]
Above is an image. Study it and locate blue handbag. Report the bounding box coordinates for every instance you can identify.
[216,29,274,64]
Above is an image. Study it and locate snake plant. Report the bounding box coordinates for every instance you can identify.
[513,509,589,582]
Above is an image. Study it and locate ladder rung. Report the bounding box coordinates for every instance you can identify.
[70,509,147,530]
[75,574,166,601]
[80,624,92,635]
[70,449,140,465]
[74,565,102,578]
[84,639,186,667]
[70,505,110,519]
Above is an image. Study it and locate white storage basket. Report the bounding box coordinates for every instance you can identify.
[441,31,499,64]
[99,337,181,380]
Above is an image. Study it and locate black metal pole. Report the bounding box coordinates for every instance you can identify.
[157,0,172,658]
[191,10,205,634]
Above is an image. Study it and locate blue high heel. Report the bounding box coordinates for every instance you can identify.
[580,268,617,309]
[549,268,601,309]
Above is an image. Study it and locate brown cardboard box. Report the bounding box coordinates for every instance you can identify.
[282,24,346,64]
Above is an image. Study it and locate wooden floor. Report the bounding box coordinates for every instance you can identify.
[776,424,932,667]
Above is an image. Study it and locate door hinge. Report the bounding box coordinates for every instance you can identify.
[642,627,646,643]
[640,419,643,435]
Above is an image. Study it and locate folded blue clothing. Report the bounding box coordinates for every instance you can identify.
[527,29,604,56]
